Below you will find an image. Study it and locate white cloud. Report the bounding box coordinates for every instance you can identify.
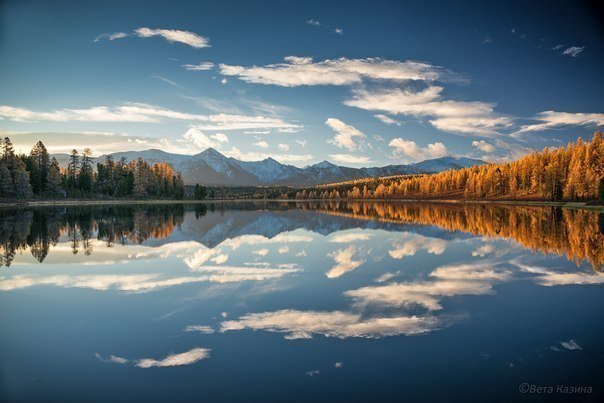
[182,128,229,150]
[94,32,128,42]
[326,246,365,279]
[134,27,210,48]
[220,78,228,85]
[278,143,290,151]
[516,263,604,287]
[253,248,270,256]
[514,111,604,135]
[335,28,343,35]
[472,140,496,153]
[325,118,366,151]
[184,325,215,334]
[560,340,582,350]
[328,154,372,164]
[295,139,307,147]
[135,348,210,368]
[253,140,269,148]
[345,86,512,137]
[0,103,302,132]
[306,19,320,26]
[182,62,215,71]
[562,46,584,57]
[472,244,495,257]
[329,232,372,243]
[95,353,129,364]
[220,309,441,339]
[374,114,402,126]
[219,57,450,87]
[389,138,449,161]
[388,235,447,259]
[375,271,401,283]
[223,147,313,163]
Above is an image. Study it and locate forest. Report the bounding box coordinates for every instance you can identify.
[0,138,187,199]
[290,133,604,202]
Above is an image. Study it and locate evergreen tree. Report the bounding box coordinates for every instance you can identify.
[79,148,94,193]
[15,168,33,199]
[0,163,13,196]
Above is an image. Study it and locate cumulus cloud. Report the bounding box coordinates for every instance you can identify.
[513,111,604,135]
[278,143,290,151]
[182,62,215,71]
[325,118,366,151]
[182,128,229,150]
[388,235,448,259]
[134,27,210,48]
[472,140,496,153]
[219,57,452,87]
[389,138,449,161]
[335,28,343,35]
[472,244,495,257]
[326,246,366,279]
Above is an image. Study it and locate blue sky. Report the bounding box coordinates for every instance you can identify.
[1,0,603,166]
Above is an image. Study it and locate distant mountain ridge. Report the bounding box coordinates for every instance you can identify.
[51,148,486,187]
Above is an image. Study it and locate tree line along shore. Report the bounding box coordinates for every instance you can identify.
[1,133,603,203]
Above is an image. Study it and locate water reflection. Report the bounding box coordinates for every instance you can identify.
[1,202,603,401]
[2,201,603,270]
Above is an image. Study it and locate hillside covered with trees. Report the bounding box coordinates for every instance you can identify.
[290,133,604,202]
[0,138,186,199]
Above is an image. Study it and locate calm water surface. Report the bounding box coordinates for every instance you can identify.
[1,202,603,402]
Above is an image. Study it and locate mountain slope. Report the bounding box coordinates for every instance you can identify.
[51,148,486,187]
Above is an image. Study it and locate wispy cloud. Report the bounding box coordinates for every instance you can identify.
[306,19,321,26]
[0,103,302,132]
[221,309,441,339]
[95,28,209,49]
[561,46,585,57]
[346,86,512,137]
[219,57,456,87]
[514,111,604,135]
[182,62,215,71]
[328,154,372,164]
[374,114,402,126]
[94,32,128,42]
[134,27,210,48]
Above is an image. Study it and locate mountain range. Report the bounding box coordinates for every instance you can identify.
[51,148,485,187]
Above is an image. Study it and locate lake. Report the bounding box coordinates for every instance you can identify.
[1,201,603,402]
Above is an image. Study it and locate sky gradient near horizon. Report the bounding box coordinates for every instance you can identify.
[1,0,603,167]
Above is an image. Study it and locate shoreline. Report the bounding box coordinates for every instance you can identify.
[1,198,603,211]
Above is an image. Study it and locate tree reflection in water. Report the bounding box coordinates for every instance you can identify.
[1,201,602,271]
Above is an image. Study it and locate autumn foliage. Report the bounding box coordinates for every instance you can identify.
[293,133,604,201]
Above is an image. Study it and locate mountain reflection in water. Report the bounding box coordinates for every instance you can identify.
[1,201,602,271]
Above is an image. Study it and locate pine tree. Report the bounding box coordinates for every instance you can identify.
[79,148,93,193]
[0,163,13,196]
[15,168,33,199]
[67,149,79,192]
